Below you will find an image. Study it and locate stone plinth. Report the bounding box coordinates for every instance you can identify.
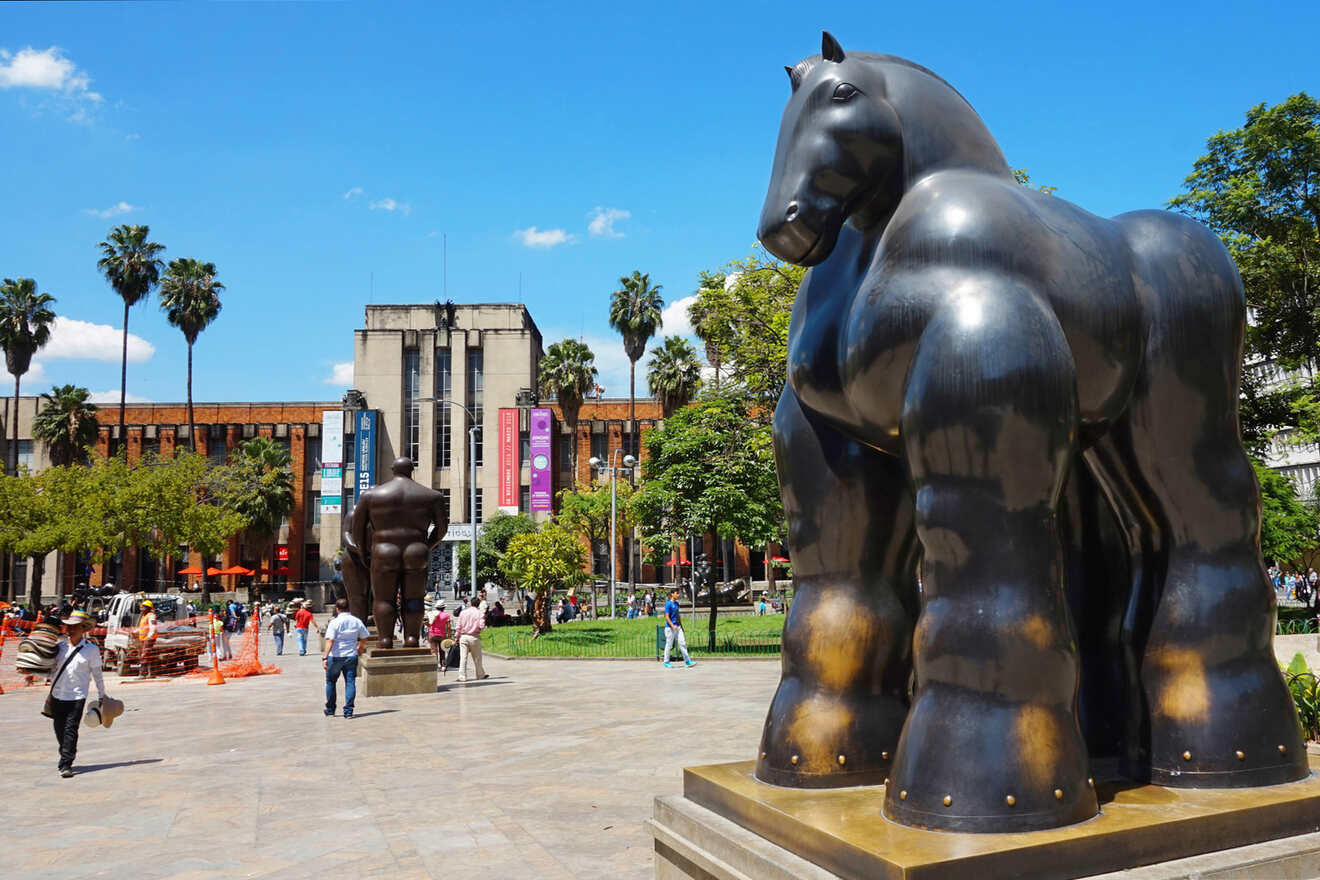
[648,758,1320,880]
[358,647,435,697]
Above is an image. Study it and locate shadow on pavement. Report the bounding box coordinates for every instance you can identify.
[76,759,164,774]
[437,679,509,691]
[344,709,399,719]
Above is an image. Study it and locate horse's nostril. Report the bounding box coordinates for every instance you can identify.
[785,202,799,222]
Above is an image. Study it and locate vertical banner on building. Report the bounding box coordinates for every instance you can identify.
[529,408,553,512]
[321,410,345,514]
[354,410,378,504]
[498,408,518,513]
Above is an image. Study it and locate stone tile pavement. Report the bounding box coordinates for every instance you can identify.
[0,631,780,880]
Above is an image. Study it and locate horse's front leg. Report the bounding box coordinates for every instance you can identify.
[756,385,919,788]
[885,282,1098,831]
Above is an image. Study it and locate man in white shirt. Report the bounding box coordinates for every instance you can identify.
[49,610,108,778]
[322,598,369,718]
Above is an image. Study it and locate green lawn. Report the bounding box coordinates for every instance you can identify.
[480,613,785,658]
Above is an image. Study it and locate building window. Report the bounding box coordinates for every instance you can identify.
[141,438,160,458]
[590,430,608,464]
[560,433,573,472]
[15,440,33,471]
[306,436,322,472]
[207,437,227,467]
[520,430,530,462]
[435,348,452,468]
[474,489,484,523]
[438,488,451,522]
[467,347,484,467]
[403,348,421,463]
[519,485,530,513]
[307,491,321,530]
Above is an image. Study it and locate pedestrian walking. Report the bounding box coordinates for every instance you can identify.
[219,606,236,660]
[293,603,320,655]
[456,595,488,682]
[322,598,369,718]
[662,589,696,668]
[267,607,290,655]
[136,599,158,679]
[429,604,453,667]
[45,610,108,778]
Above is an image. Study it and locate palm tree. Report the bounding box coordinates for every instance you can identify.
[688,290,727,389]
[96,224,165,448]
[608,271,664,456]
[0,278,57,475]
[227,436,294,601]
[647,336,703,418]
[32,384,99,466]
[159,258,224,453]
[538,339,597,478]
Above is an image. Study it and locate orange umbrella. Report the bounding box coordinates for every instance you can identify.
[178,566,204,575]
[205,567,225,576]
[220,565,255,576]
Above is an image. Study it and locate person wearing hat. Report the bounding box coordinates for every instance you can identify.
[48,610,108,778]
[136,599,159,679]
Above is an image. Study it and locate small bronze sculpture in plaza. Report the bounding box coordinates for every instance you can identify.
[755,32,1306,832]
[342,456,448,649]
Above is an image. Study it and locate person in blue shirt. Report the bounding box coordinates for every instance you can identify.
[662,589,696,668]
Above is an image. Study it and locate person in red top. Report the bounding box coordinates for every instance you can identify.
[293,604,320,656]
[428,604,452,667]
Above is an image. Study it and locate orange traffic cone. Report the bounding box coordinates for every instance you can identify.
[206,611,225,685]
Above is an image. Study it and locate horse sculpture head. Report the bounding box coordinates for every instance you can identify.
[758,33,1009,267]
[757,32,904,266]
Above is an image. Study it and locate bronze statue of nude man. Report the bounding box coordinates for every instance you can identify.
[345,456,448,649]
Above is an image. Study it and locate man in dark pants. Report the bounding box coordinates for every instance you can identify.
[322,598,369,718]
[48,610,108,778]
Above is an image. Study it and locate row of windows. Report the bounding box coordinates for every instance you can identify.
[403,347,484,469]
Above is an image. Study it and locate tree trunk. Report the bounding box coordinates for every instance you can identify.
[187,342,197,454]
[532,589,552,635]
[627,360,638,596]
[8,374,18,604]
[119,300,130,450]
[766,541,777,593]
[708,534,721,651]
[10,371,19,476]
[29,554,44,611]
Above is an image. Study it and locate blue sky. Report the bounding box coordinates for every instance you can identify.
[1,0,1315,405]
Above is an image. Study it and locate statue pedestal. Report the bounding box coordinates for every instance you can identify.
[648,759,1320,879]
[358,647,436,697]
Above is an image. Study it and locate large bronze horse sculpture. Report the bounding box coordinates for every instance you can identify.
[755,33,1307,832]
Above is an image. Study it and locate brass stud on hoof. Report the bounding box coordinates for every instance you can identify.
[1182,751,1192,761]
[1087,777,1094,789]
[790,754,799,766]
[883,778,889,787]
[942,795,952,806]
[1005,795,1016,806]
[838,754,846,766]
[881,751,890,760]
[1236,750,1245,761]
[759,752,766,760]
[1054,788,1063,800]
[1280,745,1288,754]
[899,790,908,800]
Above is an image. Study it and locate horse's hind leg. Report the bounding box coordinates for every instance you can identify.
[1094,216,1306,786]
[756,386,919,788]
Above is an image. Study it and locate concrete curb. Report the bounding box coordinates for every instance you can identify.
[484,651,779,663]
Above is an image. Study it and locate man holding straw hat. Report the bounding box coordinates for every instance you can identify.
[46,610,108,778]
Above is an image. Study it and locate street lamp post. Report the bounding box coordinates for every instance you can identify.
[417,397,479,597]
[589,450,635,618]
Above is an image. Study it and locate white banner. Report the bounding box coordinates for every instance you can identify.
[321,410,344,467]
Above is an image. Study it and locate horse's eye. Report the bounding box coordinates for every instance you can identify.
[832,82,859,102]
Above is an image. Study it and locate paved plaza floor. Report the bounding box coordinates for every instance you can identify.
[0,634,780,880]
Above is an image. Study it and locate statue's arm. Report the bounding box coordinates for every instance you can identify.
[349,496,369,558]
[430,494,449,548]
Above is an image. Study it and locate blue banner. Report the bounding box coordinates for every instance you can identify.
[354,410,377,504]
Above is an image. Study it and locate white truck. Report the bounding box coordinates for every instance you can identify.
[102,593,208,676]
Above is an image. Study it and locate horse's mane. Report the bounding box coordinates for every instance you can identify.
[789,53,973,109]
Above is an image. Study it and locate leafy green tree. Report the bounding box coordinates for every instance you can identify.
[633,391,782,648]
[499,524,589,635]
[609,270,664,452]
[96,224,165,444]
[33,384,98,466]
[1013,168,1058,195]
[457,511,538,587]
[556,479,636,612]
[1252,459,1320,568]
[0,277,56,475]
[538,338,597,476]
[220,437,295,597]
[1169,93,1320,453]
[159,258,224,453]
[647,335,702,418]
[688,250,802,415]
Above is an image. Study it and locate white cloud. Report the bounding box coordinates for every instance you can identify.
[515,226,574,249]
[324,361,354,386]
[38,316,155,363]
[87,390,151,405]
[124,132,140,142]
[83,201,135,219]
[587,206,630,239]
[342,186,364,200]
[369,197,410,214]
[0,47,103,121]
[661,294,697,338]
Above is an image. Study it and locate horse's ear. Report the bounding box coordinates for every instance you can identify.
[821,31,845,63]
[784,65,796,88]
